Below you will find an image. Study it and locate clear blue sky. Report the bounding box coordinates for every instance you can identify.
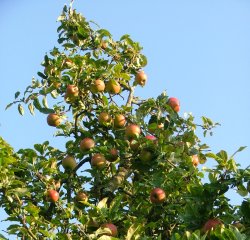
[0,0,249,238]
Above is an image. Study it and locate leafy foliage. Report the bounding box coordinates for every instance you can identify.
[1,4,250,240]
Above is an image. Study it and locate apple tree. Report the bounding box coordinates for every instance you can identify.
[1,4,250,240]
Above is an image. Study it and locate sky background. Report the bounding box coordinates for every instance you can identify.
[0,0,249,238]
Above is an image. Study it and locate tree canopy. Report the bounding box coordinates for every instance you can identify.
[1,4,250,240]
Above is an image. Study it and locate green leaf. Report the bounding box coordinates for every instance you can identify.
[126,223,141,240]
[231,146,247,158]
[5,103,13,110]
[97,197,108,209]
[18,104,24,116]
[217,150,228,161]
[14,91,20,99]
[37,71,47,79]
[28,103,35,115]
[42,96,49,108]
[102,95,109,106]
[97,29,112,37]
[237,184,248,197]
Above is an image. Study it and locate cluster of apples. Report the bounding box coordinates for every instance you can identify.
[44,68,189,237]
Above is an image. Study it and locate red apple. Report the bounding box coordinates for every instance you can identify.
[106,80,121,94]
[106,148,119,162]
[114,114,126,128]
[62,155,77,170]
[125,124,141,139]
[168,97,180,112]
[135,70,147,86]
[47,189,59,203]
[192,155,199,167]
[64,84,79,102]
[98,112,112,126]
[91,154,106,169]
[150,188,166,204]
[202,219,222,233]
[80,138,95,151]
[101,223,118,237]
[145,135,157,142]
[47,113,62,127]
[90,79,105,93]
[75,191,88,204]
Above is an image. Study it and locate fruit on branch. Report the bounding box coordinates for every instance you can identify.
[101,40,108,50]
[64,84,79,102]
[90,79,105,93]
[47,113,62,127]
[101,223,118,237]
[80,138,95,151]
[75,191,88,204]
[129,139,140,151]
[192,155,199,167]
[135,70,147,86]
[98,112,112,126]
[139,149,153,162]
[91,153,106,169]
[150,188,166,204]
[145,135,157,143]
[202,219,223,233]
[106,148,119,162]
[125,124,141,139]
[47,189,59,203]
[106,80,121,94]
[168,97,180,112]
[62,155,77,170]
[114,114,126,128]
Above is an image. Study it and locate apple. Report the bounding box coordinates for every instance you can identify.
[106,80,121,94]
[101,41,108,50]
[125,124,141,139]
[168,97,180,112]
[90,79,105,93]
[47,113,62,127]
[114,114,126,128]
[129,139,140,151]
[101,223,118,237]
[80,138,95,151]
[202,219,222,233]
[106,148,119,162]
[150,188,166,204]
[98,112,112,126]
[192,155,199,167]
[91,154,106,168]
[145,135,157,143]
[62,155,77,170]
[75,191,88,204]
[65,84,79,102]
[135,70,147,86]
[47,189,59,203]
[139,149,153,162]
